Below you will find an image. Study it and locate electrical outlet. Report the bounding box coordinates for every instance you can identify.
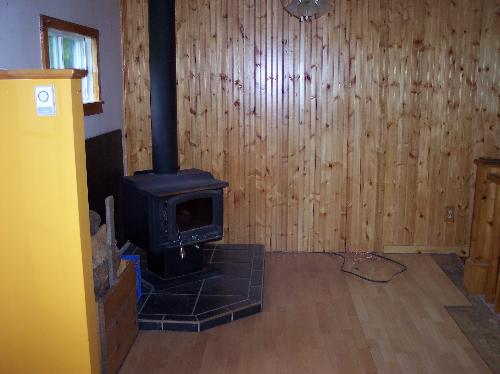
[445,207,455,223]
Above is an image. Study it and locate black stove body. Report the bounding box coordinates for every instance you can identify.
[124,169,227,252]
[124,170,228,278]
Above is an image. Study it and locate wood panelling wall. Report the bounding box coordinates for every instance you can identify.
[122,0,499,252]
[121,0,152,174]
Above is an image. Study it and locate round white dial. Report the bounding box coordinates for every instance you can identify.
[37,90,50,103]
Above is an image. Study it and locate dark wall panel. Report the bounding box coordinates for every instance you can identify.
[85,129,125,245]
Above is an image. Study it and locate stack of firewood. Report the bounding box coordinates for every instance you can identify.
[90,196,124,298]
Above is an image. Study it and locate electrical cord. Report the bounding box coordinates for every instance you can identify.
[331,252,408,283]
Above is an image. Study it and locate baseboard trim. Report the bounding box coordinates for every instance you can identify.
[383,245,469,257]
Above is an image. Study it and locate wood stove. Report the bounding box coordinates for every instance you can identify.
[122,1,264,331]
[124,169,228,278]
[123,0,230,278]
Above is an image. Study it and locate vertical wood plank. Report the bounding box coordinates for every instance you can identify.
[121,0,152,175]
[123,0,499,252]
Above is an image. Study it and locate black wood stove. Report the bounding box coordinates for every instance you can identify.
[122,1,263,332]
[123,0,228,278]
[124,170,228,278]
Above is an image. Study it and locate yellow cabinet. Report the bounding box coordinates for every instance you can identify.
[0,70,100,374]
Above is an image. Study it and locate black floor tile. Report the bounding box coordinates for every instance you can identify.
[136,243,264,332]
[141,281,154,293]
[201,276,250,296]
[202,244,218,250]
[232,302,262,321]
[139,320,163,330]
[163,280,203,295]
[138,293,153,312]
[163,315,199,322]
[212,249,252,263]
[142,268,219,291]
[141,271,169,288]
[141,294,198,315]
[196,308,231,320]
[194,295,246,315]
[139,313,164,321]
[251,270,263,287]
[203,248,215,263]
[162,321,199,332]
[249,286,263,302]
[252,246,265,257]
[209,262,252,277]
[252,257,264,271]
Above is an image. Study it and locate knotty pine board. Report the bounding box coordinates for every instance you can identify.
[121,0,499,252]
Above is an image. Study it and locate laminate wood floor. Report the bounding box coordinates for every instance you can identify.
[120,254,490,374]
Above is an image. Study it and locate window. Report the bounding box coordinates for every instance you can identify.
[40,15,103,116]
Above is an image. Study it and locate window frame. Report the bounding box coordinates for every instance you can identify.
[40,15,103,116]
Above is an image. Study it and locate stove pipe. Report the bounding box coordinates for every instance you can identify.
[149,0,179,174]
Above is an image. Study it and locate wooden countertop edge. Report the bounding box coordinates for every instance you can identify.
[0,69,88,80]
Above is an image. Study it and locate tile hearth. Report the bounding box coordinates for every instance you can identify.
[128,244,264,332]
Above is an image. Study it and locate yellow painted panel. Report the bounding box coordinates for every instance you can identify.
[0,77,100,373]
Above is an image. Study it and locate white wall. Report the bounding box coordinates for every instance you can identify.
[0,0,123,138]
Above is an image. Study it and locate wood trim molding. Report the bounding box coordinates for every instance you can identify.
[39,14,102,117]
[40,15,100,70]
[40,15,99,39]
[40,16,51,70]
[384,245,469,256]
[40,15,100,68]
[84,101,104,116]
[0,69,87,80]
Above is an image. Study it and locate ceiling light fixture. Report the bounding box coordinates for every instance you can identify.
[284,0,334,22]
